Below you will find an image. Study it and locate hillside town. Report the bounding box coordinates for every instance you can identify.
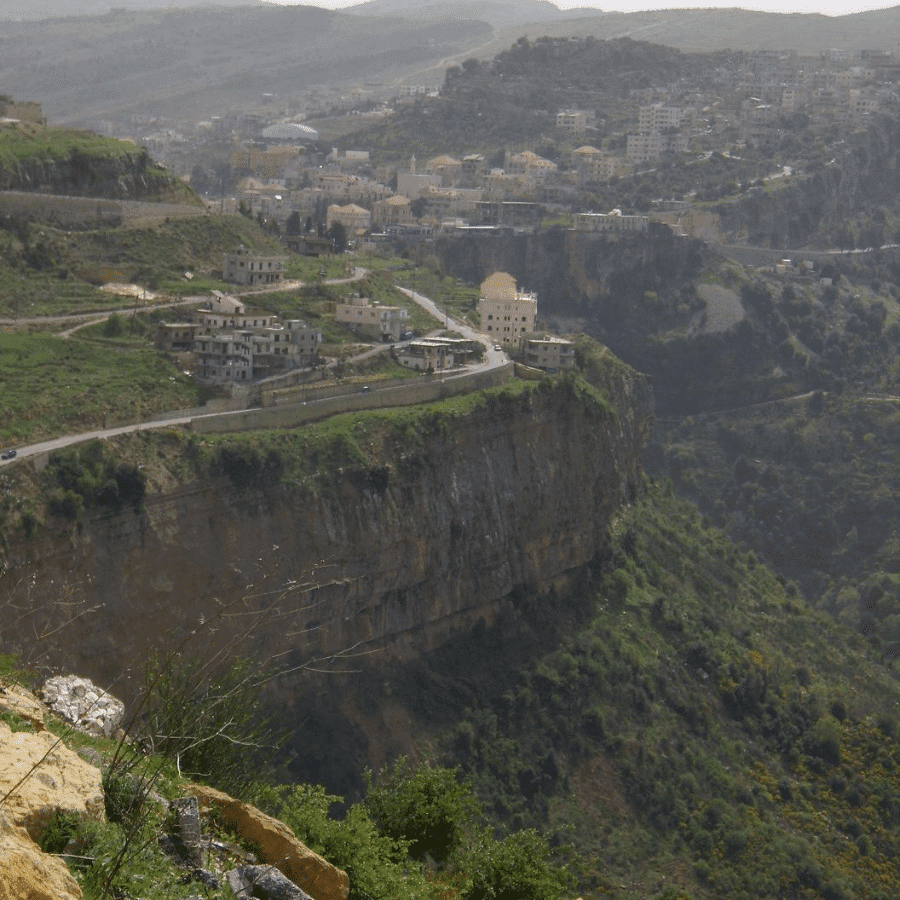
[105,42,900,246]
[154,260,575,384]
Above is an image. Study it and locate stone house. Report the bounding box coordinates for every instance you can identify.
[395,339,454,371]
[222,246,286,286]
[326,203,372,240]
[373,194,414,229]
[572,146,629,183]
[522,333,576,372]
[334,296,409,342]
[425,154,462,185]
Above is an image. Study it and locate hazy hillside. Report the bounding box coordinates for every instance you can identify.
[0,5,491,125]
[344,0,594,26]
[0,0,259,19]
[2,3,898,128]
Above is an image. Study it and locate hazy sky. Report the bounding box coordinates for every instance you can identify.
[264,0,900,14]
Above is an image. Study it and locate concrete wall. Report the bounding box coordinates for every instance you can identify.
[191,365,515,435]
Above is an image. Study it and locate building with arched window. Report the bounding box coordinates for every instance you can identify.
[477,272,537,347]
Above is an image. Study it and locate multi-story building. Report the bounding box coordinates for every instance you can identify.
[507,151,557,183]
[158,292,321,383]
[425,154,462,185]
[574,211,649,233]
[334,296,409,342]
[373,194,415,229]
[626,131,689,165]
[222,246,286,286]
[556,109,596,135]
[522,333,576,372]
[477,272,537,347]
[638,103,685,132]
[572,145,629,183]
[326,203,372,240]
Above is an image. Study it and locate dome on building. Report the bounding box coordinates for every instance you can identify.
[260,122,319,143]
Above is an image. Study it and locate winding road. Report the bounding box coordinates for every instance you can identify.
[0,275,506,465]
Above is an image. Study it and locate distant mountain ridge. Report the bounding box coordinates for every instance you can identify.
[1,2,897,126]
[0,0,261,20]
[342,0,598,26]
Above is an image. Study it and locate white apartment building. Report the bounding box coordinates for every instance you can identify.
[556,109,595,134]
[638,104,685,132]
[626,131,689,165]
[477,272,537,347]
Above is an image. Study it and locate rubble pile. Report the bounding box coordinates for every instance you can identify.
[40,675,125,739]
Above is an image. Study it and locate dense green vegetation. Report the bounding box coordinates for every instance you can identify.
[0,122,198,203]
[0,125,142,167]
[2,641,571,900]
[368,481,900,899]
[13,475,900,900]
[654,389,900,652]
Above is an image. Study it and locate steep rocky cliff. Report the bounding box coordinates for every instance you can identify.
[0,143,200,204]
[1,374,651,781]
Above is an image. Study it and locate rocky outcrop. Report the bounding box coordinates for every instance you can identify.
[0,722,105,843]
[0,683,106,900]
[0,681,47,731]
[0,148,196,203]
[193,784,349,900]
[227,865,315,900]
[0,810,82,900]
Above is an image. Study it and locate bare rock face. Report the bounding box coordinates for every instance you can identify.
[227,865,314,900]
[0,376,652,699]
[192,784,349,900]
[0,680,47,731]
[0,721,105,843]
[40,675,125,739]
[0,809,82,900]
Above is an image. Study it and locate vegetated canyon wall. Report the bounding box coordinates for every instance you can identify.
[2,375,650,688]
[0,148,200,203]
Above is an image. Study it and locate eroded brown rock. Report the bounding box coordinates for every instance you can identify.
[192,784,349,900]
[0,721,104,843]
[0,809,82,900]
[0,680,47,731]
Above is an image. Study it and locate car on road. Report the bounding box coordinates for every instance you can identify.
[1,449,17,460]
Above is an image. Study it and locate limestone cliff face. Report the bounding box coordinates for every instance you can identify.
[2,377,652,698]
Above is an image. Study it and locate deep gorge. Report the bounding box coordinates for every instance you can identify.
[1,372,652,787]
